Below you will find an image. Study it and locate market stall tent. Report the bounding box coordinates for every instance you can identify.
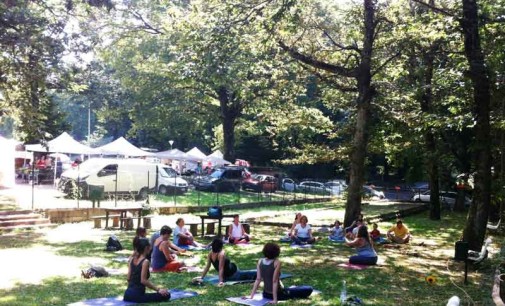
[24,132,95,155]
[94,137,153,157]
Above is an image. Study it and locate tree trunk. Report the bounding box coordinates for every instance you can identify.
[420,44,441,220]
[344,0,375,227]
[461,0,492,251]
[217,86,241,162]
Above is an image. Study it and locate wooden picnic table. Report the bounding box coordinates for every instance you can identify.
[199,214,235,238]
[104,206,143,229]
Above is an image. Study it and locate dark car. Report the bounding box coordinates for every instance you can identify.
[193,166,244,192]
[242,174,277,192]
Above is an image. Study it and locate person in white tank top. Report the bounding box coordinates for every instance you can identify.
[228,214,250,244]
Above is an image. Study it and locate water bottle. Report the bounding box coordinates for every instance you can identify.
[340,280,347,303]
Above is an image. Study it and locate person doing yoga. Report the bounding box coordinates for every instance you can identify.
[198,238,256,286]
[345,225,378,265]
[123,238,170,303]
[291,215,316,245]
[246,242,313,304]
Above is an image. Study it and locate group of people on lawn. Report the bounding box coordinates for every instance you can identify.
[124,212,410,304]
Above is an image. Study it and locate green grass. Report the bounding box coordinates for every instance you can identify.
[0,207,501,305]
[153,189,330,206]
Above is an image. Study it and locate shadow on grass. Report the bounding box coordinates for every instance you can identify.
[0,230,45,250]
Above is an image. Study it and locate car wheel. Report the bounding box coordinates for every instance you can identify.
[158,185,167,195]
[415,198,421,202]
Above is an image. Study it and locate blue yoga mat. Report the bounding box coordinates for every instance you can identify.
[67,289,198,305]
[203,271,292,285]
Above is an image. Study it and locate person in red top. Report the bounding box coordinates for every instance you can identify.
[36,156,46,169]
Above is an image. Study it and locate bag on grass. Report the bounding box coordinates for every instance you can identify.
[82,266,109,279]
[106,235,123,252]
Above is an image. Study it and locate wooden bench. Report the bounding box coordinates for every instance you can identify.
[186,221,219,236]
[121,218,135,230]
[90,214,120,228]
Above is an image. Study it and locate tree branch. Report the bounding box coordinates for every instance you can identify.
[411,0,456,18]
[372,50,401,76]
[278,40,357,77]
[323,31,361,53]
[130,10,163,35]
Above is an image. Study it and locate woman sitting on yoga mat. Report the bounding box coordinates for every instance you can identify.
[151,226,186,272]
[345,225,378,265]
[174,218,206,248]
[291,215,316,245]
[198,238,256,286]
[228,214,250,244]
[124,238,170,303]
[247,242,313,304]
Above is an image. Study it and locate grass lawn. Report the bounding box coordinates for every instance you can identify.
[152,189,329,207]
[0,207,502,305]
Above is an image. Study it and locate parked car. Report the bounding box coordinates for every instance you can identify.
[242,174,277,192]
[325,180,347,195]
[411,190,471,208]
[363,185,385,199]
[193,166,244,192]
[281,178,297,192]
[297,181,330,195]
[157,165,189,195]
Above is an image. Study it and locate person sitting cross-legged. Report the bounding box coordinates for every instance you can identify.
[174,218,207,248]
[151,226,186,273]
[345,225,378,265]
[291,215,316,245]
[387,219,411,244]
[123,238,171,303]
[228,214,250,244]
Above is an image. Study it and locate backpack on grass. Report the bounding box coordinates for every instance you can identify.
[105,235,123,252]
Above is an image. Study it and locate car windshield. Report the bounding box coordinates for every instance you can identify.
[160,166,177,178]
[210,169,224,178]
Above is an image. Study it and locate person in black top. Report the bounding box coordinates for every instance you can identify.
[246,243,313,304]
[124,238,170,303]
[197,238,256,286]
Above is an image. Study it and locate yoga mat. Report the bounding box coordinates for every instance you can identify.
[67,289,197,305]
[328,237,345,243]
[337,263,370,270]
[226,293,271,306]
[227,288,320,306]
[112,257,130,263]
[204,271,292,285]
[290,243,313,249]
[279,237,292,243]
[179,245,208,251]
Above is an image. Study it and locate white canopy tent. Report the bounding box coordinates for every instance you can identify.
[94,137,153,157]
[155,148,188,160]
[208,150,224,159]
[24,132,95,155]
[204,155,230,167]
[186,147,207,161]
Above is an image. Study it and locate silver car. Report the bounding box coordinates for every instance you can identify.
[411,190,471,208]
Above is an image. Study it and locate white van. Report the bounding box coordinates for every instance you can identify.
[58,158,188,199]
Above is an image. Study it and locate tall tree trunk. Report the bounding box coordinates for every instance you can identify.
[344,0,375,227]
[461,0,492,251]
[420,45,441,220]
[217,86,240,162]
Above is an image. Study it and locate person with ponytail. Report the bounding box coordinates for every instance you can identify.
[124,238,171,303]
[344,225,378,265]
